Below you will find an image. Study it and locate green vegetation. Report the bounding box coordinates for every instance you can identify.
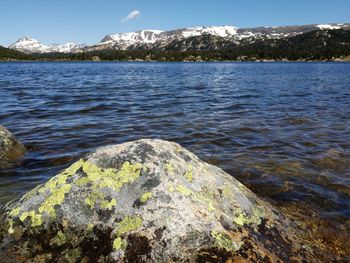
[0,45,30,60]
[1,29,350,62]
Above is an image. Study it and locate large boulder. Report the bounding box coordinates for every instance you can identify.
[1,139,310,262]
[0,125,26,169]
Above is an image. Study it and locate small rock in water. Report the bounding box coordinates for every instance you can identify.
[0,125,26,169]
[0,139,315,262]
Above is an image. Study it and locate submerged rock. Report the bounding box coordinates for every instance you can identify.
[0,139,311,262]
[0,125,26,169]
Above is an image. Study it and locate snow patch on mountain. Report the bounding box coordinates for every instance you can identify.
[9,37,84,54]
[317,24,341,30]
[179,26,238,38]
[9,37,50,53]
[100,30,164,45]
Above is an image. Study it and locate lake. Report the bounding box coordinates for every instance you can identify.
[0,62,349,233]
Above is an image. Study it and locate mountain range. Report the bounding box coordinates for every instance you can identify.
[8,23,350,54]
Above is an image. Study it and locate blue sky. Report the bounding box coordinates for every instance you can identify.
[1,0,349,46]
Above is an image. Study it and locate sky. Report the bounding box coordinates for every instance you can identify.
[1,0,349,47]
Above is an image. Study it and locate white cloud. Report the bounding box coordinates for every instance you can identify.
[121,10,141,23]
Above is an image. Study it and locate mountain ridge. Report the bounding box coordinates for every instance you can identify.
[8,23,350,54]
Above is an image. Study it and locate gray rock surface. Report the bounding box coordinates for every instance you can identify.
[0,125,26,169]
[0,139,311,262]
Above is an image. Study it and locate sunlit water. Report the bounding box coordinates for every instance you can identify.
[0,62,349,227]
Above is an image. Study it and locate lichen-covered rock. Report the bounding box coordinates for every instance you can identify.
[0,139,311,262]
[0,125,26,169]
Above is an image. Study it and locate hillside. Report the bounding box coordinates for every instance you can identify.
[0,46,29,60]
[2,29,350,62]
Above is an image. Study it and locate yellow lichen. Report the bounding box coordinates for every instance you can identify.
[165,162,174,173]
[76,161,143,210]
[31,213,43,227]
[32,160,85,219]
[109,161,143,189]
[211,231,241,251]
[85,191,105,209]
[8,220,14,234]
[183,165,193,182]
[38,159,84,194]
[140,192,152,203]
[100,198,117,210]
[168,186,174,192]
[113,237,123,250]
[176,184,192,197]
[50,230,66,246]
[232,207,264,226]
[116,216,143,236]
[19,211,42,227]
[76,161,143,193]
[195,189,217,212]
[81,160,105,183]
[112,237,127,251]
[38,184,72,218]
[9,207,20,217]
[87,223,94,231]
[63,159,85,176]
[233,213,246,226]
[222,186,232,198]
[195,193,215,212]
[75,176,91,186]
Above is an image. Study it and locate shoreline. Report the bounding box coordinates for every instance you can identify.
[1,59,350,63]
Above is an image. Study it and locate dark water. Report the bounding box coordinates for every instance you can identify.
[0,62,349,225]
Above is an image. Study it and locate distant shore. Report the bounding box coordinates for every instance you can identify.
[1,58,350,62]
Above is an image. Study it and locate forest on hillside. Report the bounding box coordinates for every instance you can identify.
[1,29,350,62]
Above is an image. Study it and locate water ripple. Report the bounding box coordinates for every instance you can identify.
[0,62,349,226]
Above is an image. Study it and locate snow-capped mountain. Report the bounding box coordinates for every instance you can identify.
[89,23,350,51]
[8,37,85,54]
[101,30,164,45]
[93,26,239,50]
[8,23,350,53]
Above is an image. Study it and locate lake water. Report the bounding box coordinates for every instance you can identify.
[0,62,349,231]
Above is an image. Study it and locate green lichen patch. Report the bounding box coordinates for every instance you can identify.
[76,160,143,193]
[87,223,94,231]
[222,186,232,198]
[233,210,247,226]
[85,191,105,209]
[50,230,66,246]
[211,231,241,252]
[38,184,71,218]
[28,160,85,220]
[63,159,85,176]
[113,237,123,250]
[165,162,174,173]
[38,159,84,194]
[19,211,42,227]
[100,198,117,210]
[176,184,193,197]
[6,219,23,239]
[195,192,215,212]
[140,192,152,203]
[7,220,14,234]
[183,165,193,182]
[76,160,143,211]
[232,207,264,226]
[9,207,20,217]
[116,216,143,236]
[113,237,127,251]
